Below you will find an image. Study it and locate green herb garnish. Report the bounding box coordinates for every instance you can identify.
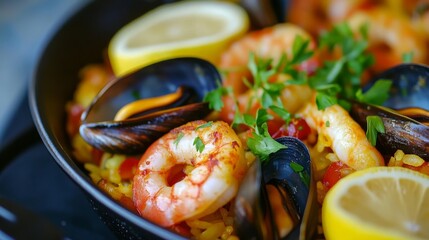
[196,121,213,130]
[290,162,310,187]
[366,115,385,146]
[193,137,205,153]
[174,132,184,148]
[402,52,414,63]
[131,90,141,100]
[203,81,230,111]
[203,22,387,163]
[356,79,392,105]
[310,22,374,109]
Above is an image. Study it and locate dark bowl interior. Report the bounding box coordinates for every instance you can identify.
[29,0,187,239]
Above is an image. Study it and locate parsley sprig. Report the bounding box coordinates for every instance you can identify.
[309,23,376,110]
[204,22,393,161]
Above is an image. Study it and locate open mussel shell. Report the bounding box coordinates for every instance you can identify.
[80,57,220,155]
[234,137,318,240]
[351,63,429,159]
[365,63,429,109]
[350,101,429,159]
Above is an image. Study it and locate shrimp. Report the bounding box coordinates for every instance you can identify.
[218,23,318,123]
[347,7,428,72]
[133,120,247,227]
[288,0,331,36]
[298,95,384,170]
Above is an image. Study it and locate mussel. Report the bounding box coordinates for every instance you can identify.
[80,58,220,155]
[234,137,318,240]
[350,63,429,159]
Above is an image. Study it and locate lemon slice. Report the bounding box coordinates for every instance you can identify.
[322,167,429,240]
[108,0,249,77]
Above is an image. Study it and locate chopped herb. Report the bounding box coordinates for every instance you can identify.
[193,137,205,153]
[402,52,414,63]
[325,121,330,127]
[366,115,385,146]
[203,22,381,164]
[311,22,375,110]
[315,92,338,110]
[247,127,286,162]
[356,79,392,105]
[290,162,304,171]
[290,162,310,187]
[269,105,292,124]
[203,82,230,111]
[196,121,213,130]
[174,132,184,148]
[131,90,141,100]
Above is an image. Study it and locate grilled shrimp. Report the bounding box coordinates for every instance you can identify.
[218,23,317,123]
[298,96,384,170]
[133,120,247,227]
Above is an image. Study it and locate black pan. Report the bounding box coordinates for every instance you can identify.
[29,0,188,239]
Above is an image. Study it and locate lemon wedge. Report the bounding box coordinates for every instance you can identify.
[322,167,429,240]
[108,0,249,77]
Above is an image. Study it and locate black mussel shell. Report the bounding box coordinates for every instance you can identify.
[365,63,429,109]
[80,57,220,154]
[234,137,317,240]
[350,101,429,159]
[352,63,429,159]
[262,137,311,217]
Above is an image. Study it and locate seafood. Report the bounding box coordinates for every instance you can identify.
[350,63,429,159]
[218,23,316,123]
[234,137,318,239]
[65,2,429,239]
[133,120,247,227]
[347,7,427,72]
[350,101,429,159]
[298,95,384,170]
[79,58,220,154]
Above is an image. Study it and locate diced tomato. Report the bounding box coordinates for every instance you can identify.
[118,157,140,180]
[267,117,311,140]
[170,222,191,237]
[297,55,320,75]
[322,161,352,190]
[66,103,85,136]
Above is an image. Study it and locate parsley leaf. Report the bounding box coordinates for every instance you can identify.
[204,84,230,111]
[290,162,310,187]
[311,22,375,109]
[174,132,184,148]
[193,137,205,153]
[131,90,141,100]
[402,52,414,63]
[247,124,286,162]
[366,115,385,146]
[356,79,392,105]
[196,121,213,130]
[315,92,338,110]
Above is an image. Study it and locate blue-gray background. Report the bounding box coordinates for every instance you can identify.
[0,1,118,239]
[0,0,88,140]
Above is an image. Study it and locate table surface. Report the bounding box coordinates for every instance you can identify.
[0,0,117,239]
